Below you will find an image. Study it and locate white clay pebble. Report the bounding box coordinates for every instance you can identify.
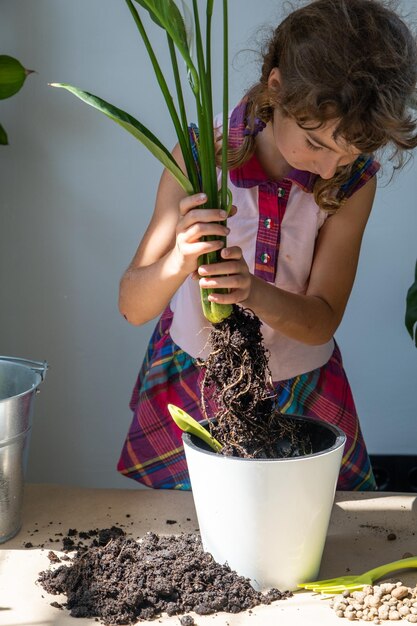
[331,582,417,621]
[394,587,411,600]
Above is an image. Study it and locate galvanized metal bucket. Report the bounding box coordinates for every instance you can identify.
[0,356,48,543]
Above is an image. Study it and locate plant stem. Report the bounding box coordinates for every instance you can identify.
[192,0,216,205]
[206,0,214,126]
[221,0,229,213]
[190,0,231,323]
[166,33,200,192]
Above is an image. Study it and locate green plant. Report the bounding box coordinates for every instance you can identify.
[51,0,232,324]
[405,261,417,347]
[405,94,417,347]
[0,55,33,145]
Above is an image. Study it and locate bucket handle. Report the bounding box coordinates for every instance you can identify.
[0,356,48,381]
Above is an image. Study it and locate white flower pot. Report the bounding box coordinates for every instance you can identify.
[183,415,346,591]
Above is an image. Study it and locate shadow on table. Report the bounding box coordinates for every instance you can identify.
[317,492,417,585]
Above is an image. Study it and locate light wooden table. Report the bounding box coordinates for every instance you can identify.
[1,484,417,625]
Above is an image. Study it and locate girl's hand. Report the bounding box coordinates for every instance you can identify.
[174,193,229,275]
[198,246,253,305]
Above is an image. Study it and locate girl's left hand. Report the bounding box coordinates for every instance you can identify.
[197,246,252,305]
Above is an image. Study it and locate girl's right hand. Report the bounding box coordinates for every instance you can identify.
[174,192,230,275]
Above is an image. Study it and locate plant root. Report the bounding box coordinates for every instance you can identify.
[199,305,312,458]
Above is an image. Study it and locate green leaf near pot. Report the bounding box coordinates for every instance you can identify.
[0,55,31,100]
[405,260,417,347]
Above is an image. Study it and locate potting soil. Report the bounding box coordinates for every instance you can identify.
[38,527,291,624]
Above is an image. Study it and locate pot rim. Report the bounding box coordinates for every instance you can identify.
[182,414,346,462]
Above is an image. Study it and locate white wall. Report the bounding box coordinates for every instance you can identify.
[1,0,416,489]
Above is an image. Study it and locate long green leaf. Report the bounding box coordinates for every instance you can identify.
[205,0,213,110]
[50,83,193,194]
[167,35,188,140]
[405,260,417,347]
[134,0,187,48]
[192,0,216,204]
[221,0,229,213]
[133,0,162,26]
[181,0,194,52]
[166,35,200,191]
[124,0,198,191]
[133,0,199,93]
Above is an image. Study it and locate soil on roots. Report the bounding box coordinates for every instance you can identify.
[200,305,312,458]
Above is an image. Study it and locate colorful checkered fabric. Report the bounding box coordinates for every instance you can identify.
[117,307,376,491]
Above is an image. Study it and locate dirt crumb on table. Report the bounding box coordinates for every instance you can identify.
[47,551,61,563]
[38,529,291,625]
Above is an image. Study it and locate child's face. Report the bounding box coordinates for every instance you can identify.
[271,106,361,179]
[267,68,361,179]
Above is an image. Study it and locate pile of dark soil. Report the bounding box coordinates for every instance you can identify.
[201,305,311,458]
[38,528,291,624]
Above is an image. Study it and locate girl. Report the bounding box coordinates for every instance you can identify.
[117,0,417,490]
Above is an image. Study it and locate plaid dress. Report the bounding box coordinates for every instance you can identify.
[117,102,379,491]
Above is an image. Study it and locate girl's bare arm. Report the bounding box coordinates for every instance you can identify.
[119,145,228,325]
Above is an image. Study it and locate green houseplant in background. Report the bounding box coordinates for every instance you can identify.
[0,55,33,144]
[51,0,232,324]
[406,262,417,347]
[405,95,417,347]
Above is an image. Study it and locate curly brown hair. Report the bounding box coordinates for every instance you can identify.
[224,0,417,212]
